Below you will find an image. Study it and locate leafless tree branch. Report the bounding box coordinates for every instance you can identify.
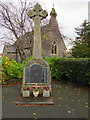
[0,0,34,61]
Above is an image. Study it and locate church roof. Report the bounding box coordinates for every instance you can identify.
[12,8,66,50]
[4,45,16,53]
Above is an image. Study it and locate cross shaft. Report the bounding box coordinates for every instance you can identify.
[27,3,48,59]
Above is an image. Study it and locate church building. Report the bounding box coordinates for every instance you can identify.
[3,7,67,62]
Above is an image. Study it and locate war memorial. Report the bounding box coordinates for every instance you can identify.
[15,3,54,105]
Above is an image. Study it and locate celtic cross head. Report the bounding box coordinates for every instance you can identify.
[27,3,48,20]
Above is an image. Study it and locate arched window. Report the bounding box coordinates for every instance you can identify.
[51,41,57,54]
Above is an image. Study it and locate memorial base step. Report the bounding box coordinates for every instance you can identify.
[13,95,54,106]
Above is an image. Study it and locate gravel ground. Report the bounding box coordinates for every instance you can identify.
[2,81,89,119]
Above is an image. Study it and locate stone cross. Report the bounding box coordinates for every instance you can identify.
[27,3,48,59]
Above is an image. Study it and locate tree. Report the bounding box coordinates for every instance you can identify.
[0,0,34,61]
[71,20,90,58]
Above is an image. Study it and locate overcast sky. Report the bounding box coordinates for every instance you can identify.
[0,0,89,52]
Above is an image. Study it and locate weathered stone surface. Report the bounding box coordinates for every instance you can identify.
[27,3,48,59]
[27,3,48,20]
[25,59,49,67]
[25,64,43,83]
[23,59,51,84]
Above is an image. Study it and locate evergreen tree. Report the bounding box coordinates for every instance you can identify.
[72,20,90,58]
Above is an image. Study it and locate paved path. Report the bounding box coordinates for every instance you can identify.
[2,81,89,119]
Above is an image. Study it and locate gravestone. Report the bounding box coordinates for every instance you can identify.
[21,3,51,98]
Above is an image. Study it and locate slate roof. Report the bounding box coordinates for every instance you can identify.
[6,45,16,53]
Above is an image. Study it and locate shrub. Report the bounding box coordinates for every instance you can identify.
[2,56,23,84]
[2,56,33,84]
[22,56,33,64]
[46,57,90,85]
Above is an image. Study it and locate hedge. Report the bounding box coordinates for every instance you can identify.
[46,57,90,85]
[2,56,90,85]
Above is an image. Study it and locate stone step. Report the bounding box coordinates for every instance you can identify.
[13,95,54,106]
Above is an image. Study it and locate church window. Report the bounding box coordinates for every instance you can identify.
[51,41,57,54]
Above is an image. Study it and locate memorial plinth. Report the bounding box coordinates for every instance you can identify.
[14,95,54,106]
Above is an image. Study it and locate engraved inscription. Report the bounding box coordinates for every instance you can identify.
[25,64,46,83]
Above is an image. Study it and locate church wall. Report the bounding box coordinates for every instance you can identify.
[7,53,17,61]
